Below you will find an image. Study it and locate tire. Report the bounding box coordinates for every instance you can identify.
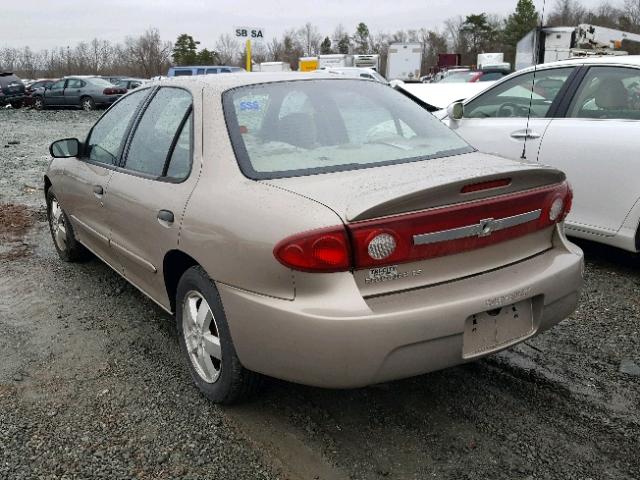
[33,96,45,110]
[80,96,95,111]
[46,189,90,262]
[176,266,263,404]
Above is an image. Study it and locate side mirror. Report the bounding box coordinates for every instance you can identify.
[50,138,80,158]
[447,102,464,121]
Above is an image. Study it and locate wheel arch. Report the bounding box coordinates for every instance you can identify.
[43,175,52,195]
[163,249,200,313]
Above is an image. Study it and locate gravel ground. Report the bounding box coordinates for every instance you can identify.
[1,108,639,479]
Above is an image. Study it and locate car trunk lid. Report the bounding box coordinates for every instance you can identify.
[267,152,569,296]
[265,152,565,222]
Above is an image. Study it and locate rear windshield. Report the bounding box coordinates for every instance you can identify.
[87,78,114,87]
[223,79,473,179]
[440,72,477,83]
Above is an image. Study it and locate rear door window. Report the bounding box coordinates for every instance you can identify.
[174,69,193,76]
[166,111,193,179]
[568,66,640,120]
[124,87,192,178]
[50,80,65,91]
[85,89,149,165]
[464,67,573,118]
[67,79,85,88]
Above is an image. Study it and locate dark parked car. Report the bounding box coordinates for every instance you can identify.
[24,79,56,108]
[0,72,26,108]
[35,77,126,111]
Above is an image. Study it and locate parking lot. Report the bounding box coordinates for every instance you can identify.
[1,108,639,479]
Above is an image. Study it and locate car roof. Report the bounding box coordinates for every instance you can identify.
[522,54,640,73]
[152,72,349,94]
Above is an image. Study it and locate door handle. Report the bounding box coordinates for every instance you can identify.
[93,185,104,196]
[157,209,174,224]
[510,131,541,140]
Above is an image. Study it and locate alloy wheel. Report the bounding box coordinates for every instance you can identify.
[182,291,222,383]
[49,198,67,251]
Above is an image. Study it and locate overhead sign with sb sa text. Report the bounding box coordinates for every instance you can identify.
[235,27,265,40]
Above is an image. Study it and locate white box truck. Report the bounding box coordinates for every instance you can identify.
[386,43,422,81]
[353,54,380,71]
[477,52,504,69]
[256,62,291,72]
[515,24,640,70]
[318,54,352,68]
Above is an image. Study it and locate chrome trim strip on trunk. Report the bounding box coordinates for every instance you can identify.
[413,209,542,246]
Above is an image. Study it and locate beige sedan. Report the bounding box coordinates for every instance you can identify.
[45,73,584,404]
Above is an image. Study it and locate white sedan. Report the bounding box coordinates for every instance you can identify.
[440,56,640,252]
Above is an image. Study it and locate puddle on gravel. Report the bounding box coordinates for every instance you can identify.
[0,203,37,260]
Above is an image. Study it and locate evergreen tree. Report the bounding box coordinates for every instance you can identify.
[503,0,539,47]
[354,22,370,54]
[461,14,499,57]
[337,35,351,54]
[196,48,219,65]
[320,36,332,54]
[172,34,199,65]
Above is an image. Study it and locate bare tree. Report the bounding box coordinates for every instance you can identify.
[420,28,449,72]
[216,34,241,65]
[547,0,588,26]
[266,37,284,61]
[444,16,468,55]
[297,23,322,56]
[88,38,113,74]
[332,24,349,46]
[123,28,172,77]
[282,30,304,69]
[623,0,640,30]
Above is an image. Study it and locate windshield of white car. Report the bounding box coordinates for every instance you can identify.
[223,79,473,179]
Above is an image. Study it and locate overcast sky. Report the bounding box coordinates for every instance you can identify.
[2,0,606,50]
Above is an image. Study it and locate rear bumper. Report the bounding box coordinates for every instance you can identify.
[218,231,583,388]
[95,94,122,106]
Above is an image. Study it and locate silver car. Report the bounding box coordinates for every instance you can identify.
[44,73,584,404]
[36,76,126,111]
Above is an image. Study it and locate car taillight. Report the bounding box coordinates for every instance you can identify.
[103,88,125,95]
[274,226,352,272]
[274,182,572,273]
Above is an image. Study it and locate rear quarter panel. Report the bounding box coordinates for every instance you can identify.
[178,84,342,300]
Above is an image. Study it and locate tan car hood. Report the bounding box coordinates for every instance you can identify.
[264,151,566,222]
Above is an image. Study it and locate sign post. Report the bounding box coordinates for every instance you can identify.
[246,38,252,72]
[235,27,265,72]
